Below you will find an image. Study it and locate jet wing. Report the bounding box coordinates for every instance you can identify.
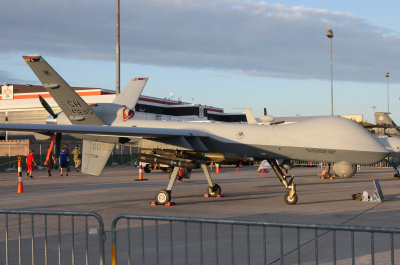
[0,123,208,138]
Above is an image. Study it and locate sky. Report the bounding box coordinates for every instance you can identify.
[2,0,400,122]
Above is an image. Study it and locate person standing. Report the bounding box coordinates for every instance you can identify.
[59,148,69,176]
[26,150,36,178]
[71,145,81,172]
[44,146,56,176]
[64,144,70,173]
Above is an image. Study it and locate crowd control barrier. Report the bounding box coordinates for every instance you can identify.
[111,214,400,265]
[2,210,400,264]
[0,209,105,265]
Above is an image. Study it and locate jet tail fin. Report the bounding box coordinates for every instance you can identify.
[375,112,400,135]
[375,112,397,127]
[112,78,148,109]
[233,108,258,124]
[81,140,115,176]
[22,54,105,125]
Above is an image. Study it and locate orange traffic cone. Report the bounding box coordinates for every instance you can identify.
[134,162,148,181]
[216,163,220,174]
[17,156,23,193]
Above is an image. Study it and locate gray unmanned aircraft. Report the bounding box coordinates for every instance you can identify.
[0,55,389,205]
[243,109,400,178]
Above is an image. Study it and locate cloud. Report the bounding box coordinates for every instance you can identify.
[2,0,400,82]
[0,70,36,85]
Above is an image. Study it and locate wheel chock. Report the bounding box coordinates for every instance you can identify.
[320,174,335,180]
[392,176,400,180]
[176,180,189,183]
[203,194,224,198]
[150,201,176,206]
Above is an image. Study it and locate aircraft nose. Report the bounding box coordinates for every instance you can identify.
[333,118,389,164]
[361,139,389,164]
[290,116,389,165]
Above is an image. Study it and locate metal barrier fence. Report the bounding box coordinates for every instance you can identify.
[111,215,400,265]
[2,210,400,264]
[0,209,105,265]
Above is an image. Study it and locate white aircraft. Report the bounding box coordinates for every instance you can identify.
[243,109,400,178]
[0,55,389,205]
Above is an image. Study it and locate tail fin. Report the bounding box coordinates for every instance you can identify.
[232,108,258,124]
[112,78,148,109]
[233,108,275,125]
[22,55,105,125]
[375,112,400,135]
[81,140,115,176]
[375,112,397,127]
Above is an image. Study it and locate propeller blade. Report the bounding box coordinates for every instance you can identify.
[39,95,57,119]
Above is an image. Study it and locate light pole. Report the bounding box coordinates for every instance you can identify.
[326,28,334,116]
[116,0,120,95]
[386,71,390,113]
[371,105,376,122]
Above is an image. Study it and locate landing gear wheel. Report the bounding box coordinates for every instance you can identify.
[155,189,171,205]
[207,184,222,197]
[284,191,298,205]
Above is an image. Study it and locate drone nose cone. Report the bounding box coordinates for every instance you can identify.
[281,116,389,164]
[321,117,389,164]
[356,142,389,165]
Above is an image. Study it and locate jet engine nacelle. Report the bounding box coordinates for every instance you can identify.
[332,161,357,178]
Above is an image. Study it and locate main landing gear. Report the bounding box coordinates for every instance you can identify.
[384,158,400,179]
[154,164,221,205]
[266,158,298,205]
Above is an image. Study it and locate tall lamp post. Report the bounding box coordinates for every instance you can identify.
[371,105,376,122]
[116,0,120,95]
[326,28,334,116]
[386,71,390,113]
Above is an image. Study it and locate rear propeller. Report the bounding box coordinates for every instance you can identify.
[39,95,62,157]
[39,95,58,119]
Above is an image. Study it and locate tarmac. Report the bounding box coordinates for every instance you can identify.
[1,164,400,264]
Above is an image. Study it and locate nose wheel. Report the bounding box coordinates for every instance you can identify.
[155,189,171,205]
[284,191,298,205]
[207,184,221,197]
